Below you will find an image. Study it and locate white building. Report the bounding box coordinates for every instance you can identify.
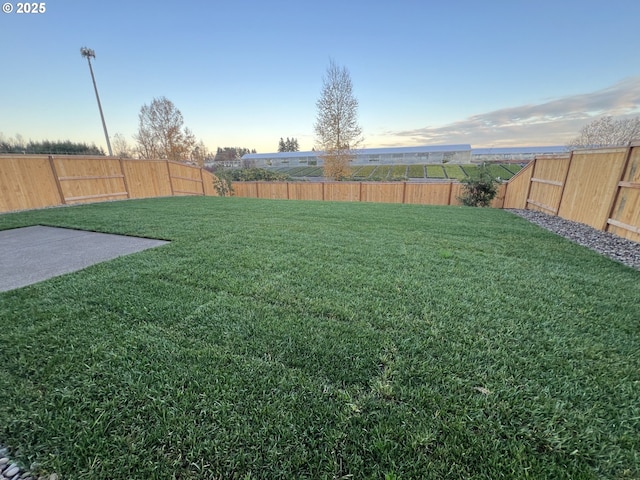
[241,145,472,168]
[240,144,567,168]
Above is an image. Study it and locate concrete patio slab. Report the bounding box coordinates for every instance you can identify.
[0,226,168,292]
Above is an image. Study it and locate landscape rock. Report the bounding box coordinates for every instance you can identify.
[509,209,640,270]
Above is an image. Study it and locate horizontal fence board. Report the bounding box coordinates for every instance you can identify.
[66,192,129,202]
[171,175,203,183]
[606,218,640,235]
[526,200,558,214]
[531,177,563,187]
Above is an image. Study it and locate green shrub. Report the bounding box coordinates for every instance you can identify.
[458,164,499,207]
[229,168,292,182]
[212,171,234,196]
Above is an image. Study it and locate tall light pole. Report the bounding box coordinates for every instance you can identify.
[80,47,113,156]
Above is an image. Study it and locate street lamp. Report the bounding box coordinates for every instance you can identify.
[80,47,113,156]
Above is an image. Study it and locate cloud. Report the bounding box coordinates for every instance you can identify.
[390,76,640,147]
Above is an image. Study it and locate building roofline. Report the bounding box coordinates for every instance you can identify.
[241,144,472,160]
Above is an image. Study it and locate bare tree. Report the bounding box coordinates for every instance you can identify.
[112,133,133,158]
[190,140,209,167]
[314,59,362,180]
[134,97,197,161]
[567,116,640,150]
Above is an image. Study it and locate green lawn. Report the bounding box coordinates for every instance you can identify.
[407,165,425,178]
[273,164,520,181]
[443,165,467,180]
[1,197,638,479]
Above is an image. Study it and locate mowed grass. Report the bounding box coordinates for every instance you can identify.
[0,197,639,479]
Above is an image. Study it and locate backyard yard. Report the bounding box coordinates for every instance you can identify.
[0,196,638,479]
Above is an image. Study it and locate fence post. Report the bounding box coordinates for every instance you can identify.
[199,167,205,196]
[165,161,175,195]
[603,144,634,231]
[524,158,537,211]
[555,151,573,216]
[402,181,407,204]
[286,181,290,200]
[447,182,453,205]
[48,155,66,205]
[119,158,131,199]
[322,182,325,201]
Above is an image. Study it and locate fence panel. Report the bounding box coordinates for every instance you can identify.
[324,182,361,202]
[123,160,173,198]
[503,161,534,209]
[201,170,218,196]
[168,162,205,196]
[53,157,128,204]
[232,182,258,198]
[361,182,405,203]
[404,182,452,205]
[0,156,62,211]
[557,148,628,229]
[525,155,571,214]
[255,182,289,199]
[606,145,640,241]
[289,182,323,201]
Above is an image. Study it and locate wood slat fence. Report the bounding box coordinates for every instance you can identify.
[232,180,507,207]
[0,155,217,212]
[1,147,639,242]
[503,143,640,242]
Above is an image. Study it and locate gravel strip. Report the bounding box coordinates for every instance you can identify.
[0,447,58,480]
[508,209,640,270]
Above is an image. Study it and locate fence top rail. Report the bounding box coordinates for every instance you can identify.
[570,146,628,155]
[533,154,571,160]
[0,155,203,165]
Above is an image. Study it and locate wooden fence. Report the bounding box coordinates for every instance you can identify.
[0,155,217,213]
[1,149,639,243]
[232,180,507,207]
[503,143,640,242]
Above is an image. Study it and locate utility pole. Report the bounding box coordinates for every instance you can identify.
[80,47,113,156]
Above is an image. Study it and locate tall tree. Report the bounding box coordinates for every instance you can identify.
[314,59,362,180]
[567,115,640,149]
[286,137,299,151]
[214,147,256,163]
[190,140,209,167]
[278,137,300,152]
[134,97,197,161]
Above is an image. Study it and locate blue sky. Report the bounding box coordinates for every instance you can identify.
[2,0,640,154]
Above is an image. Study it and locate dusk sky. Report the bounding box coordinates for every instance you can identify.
[2,0,640,154]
